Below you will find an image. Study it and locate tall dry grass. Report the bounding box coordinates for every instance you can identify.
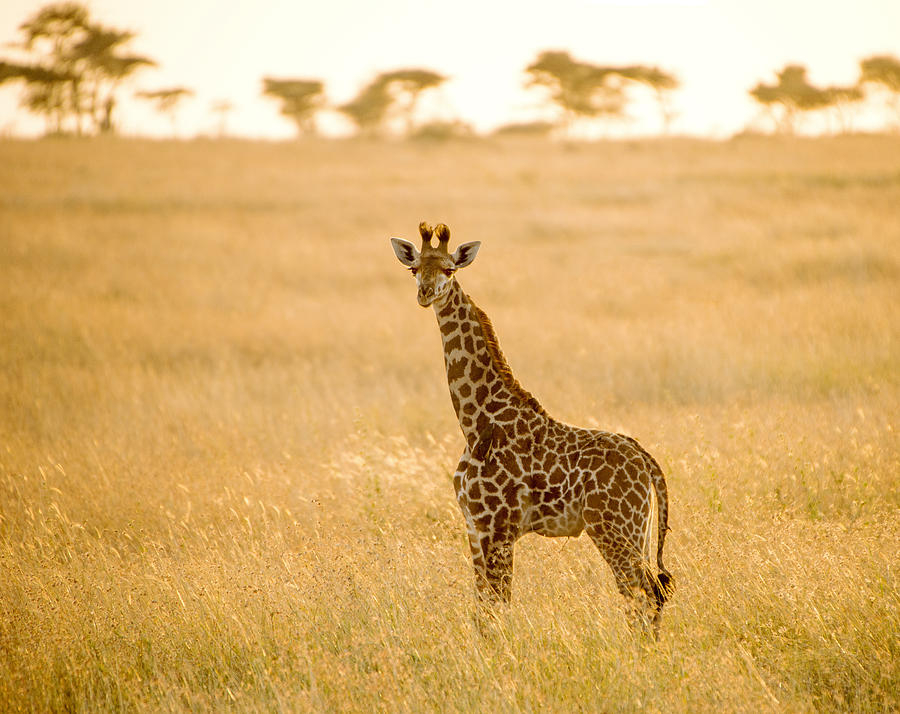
[0,135,898,712]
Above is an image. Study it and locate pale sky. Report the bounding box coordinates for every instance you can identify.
[1,0,899,138]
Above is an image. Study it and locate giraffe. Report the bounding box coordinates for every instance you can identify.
[390,222,674,634]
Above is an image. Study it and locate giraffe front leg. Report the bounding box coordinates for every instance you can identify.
[466,529,515,635]
[455,451,499,607]
[455,446,516,628]
[469,530,515,607]
[463,528,495,635]
[466,530,492,606]
[485,537,515,604]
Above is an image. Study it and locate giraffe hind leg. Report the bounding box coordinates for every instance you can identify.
[586,526,662,637]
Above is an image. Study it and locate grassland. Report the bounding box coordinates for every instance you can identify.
[0,134,898,712]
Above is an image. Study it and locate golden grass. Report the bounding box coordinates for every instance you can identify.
[0,134,898,712]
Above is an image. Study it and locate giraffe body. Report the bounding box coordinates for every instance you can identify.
[391,222,673,632]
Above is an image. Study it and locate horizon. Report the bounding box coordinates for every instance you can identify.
[1,0,899,139]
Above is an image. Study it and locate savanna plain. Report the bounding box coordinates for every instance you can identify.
[0,135,898,712]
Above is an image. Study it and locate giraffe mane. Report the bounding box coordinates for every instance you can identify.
[468,298,548,418]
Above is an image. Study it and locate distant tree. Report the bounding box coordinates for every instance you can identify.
[821,85,864,134]
[0,3,154,135]
[261,78,324,137]
[0,60,73,135]
[337,78,392,136]
[525,51,678,136]
[338,68,446,137]
[859,54,900,129]
[378,68,446,134]
[69,23,155,133]
[210,99,233,137]
[136,87,193,137]
[12,2,87,133]
[620,65,680,134]
[749,65,831,134]
[526,51,624,133]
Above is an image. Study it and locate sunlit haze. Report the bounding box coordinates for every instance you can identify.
[2,0,899,137]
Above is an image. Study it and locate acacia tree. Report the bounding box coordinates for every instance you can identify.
[859,55,900,129]
[261,78,324,136]
[136,87,193,137]
[749,65,832,134]
[12,2,87,133]
[0,3,154,134]
[822,85,864,134]
[337,77,392,136]
[378,68,446,134]
[338,68,446,137]
[0,60,72,133]
[620,65,680,134]
[526,51,624,133]
[69,24,155,133]
[525,51,678,136]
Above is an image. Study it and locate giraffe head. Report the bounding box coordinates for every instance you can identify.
[391,222,481,307]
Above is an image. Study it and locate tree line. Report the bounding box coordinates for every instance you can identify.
[750,59,900,134]
[260,52,681,139]
[3,3,900,139]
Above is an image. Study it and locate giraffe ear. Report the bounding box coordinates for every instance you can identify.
[390,237,419,267]
[452,241,481,268]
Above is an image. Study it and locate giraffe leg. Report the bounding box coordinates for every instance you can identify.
[483,536,515,605]
[467,531,515,607]
[586,525,661,637]
[465,530,490,605]
[464,530,515,635]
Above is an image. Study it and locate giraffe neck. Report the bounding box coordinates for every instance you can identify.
[433,280,548,446]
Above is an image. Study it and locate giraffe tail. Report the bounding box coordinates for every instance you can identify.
[647,453,674,605]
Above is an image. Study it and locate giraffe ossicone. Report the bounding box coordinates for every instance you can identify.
[390,221,674,635]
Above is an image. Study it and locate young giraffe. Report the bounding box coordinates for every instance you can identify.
[391,222,674,633]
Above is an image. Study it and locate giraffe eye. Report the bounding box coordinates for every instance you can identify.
[443,269,455,277]
[410,267,418,276]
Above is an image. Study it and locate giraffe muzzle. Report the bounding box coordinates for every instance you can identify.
[417,286,436,306]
